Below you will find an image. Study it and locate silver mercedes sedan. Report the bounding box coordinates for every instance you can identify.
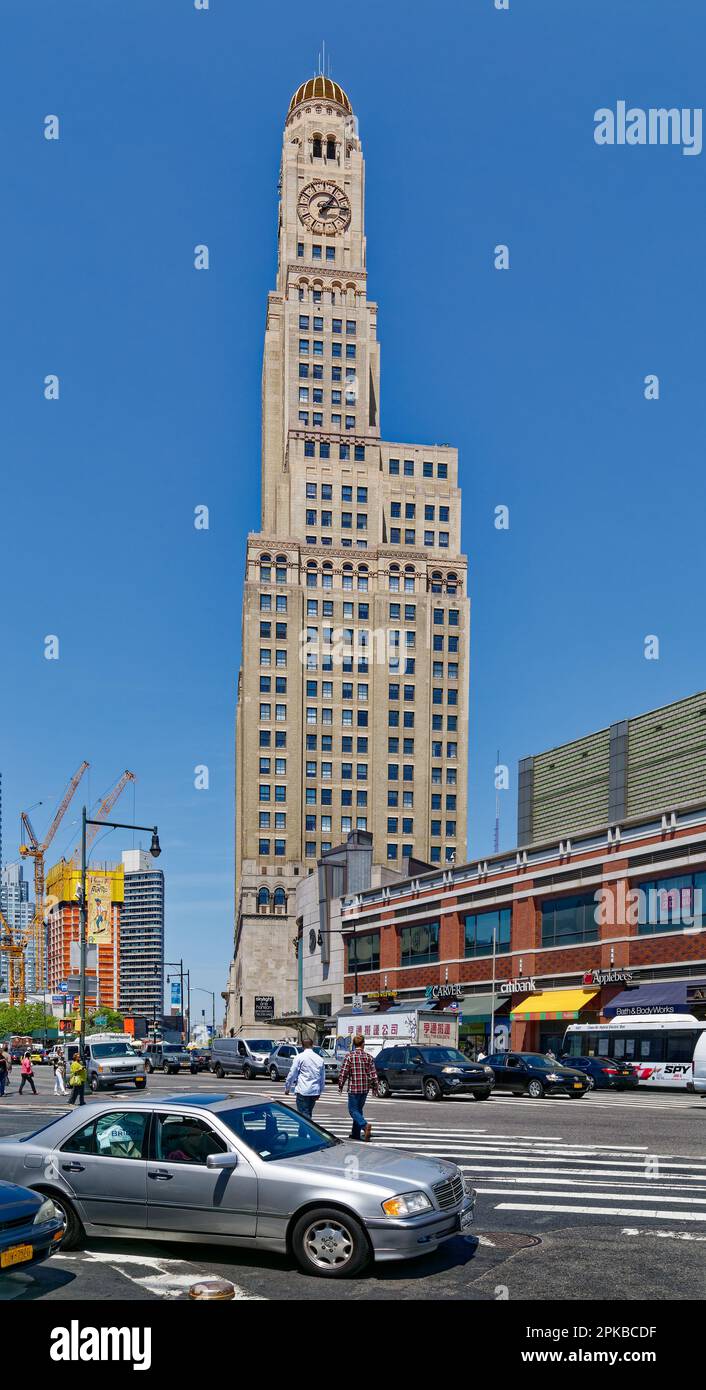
[0,1094,475,1278]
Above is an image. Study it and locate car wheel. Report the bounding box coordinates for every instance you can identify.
[214,1063,225,1079]
[135,1079,146,1089]
[144,1060,152,1074]
[585,1075,595,1091]
[526,1079,544,1099]
[44,1191,85,1252]
[472,1088,491,1101]
[162,1063,171,1074]
[269,1066,280,1082]
[423,1077,442,1101]
[243,1064,255,1081]
[291,1207,371,1279]
[376,1077,391,1098]
[90,1076,100,1093]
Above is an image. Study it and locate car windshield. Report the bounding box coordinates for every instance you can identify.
[90,1043,133,1058]
[420,1048,468,1064]
[220,1102,339,1163]
[246,1040,276,1053]
[162,1045,184,1054]
[520,1054,567,1071]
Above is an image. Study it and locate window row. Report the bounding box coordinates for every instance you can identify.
[299,315,356,334]
[304,441,365,460]
[388,458,448,479]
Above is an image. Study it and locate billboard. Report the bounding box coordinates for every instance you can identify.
[88,875,112,944]
[170,981,182,1011]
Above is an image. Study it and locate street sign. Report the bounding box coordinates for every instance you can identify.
[254,995,275,1021]
[58,982,68,992]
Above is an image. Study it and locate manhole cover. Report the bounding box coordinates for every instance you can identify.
[477,1231,541,1251]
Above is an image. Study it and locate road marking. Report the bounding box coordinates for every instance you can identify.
[65,1250,266,1299]
[494,1202,706,1221]
[621,1227,706,1241]
[476,1186,706,1205]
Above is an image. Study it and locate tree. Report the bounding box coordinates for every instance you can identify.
[86,1009,125,1035]
[0,1002,54,1038]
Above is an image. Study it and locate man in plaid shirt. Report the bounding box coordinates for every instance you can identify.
[338,1034,378,1141]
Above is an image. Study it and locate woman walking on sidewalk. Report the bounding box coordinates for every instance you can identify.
[53,1052,67,1096]
[18,1052,37,1096]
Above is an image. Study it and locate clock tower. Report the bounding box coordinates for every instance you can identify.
[228,77,470,1033]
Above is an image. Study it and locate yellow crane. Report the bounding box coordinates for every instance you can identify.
[19,760,90,993]
[0,905,27,1006]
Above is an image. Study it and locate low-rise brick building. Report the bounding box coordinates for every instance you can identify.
[340,798,706,1055]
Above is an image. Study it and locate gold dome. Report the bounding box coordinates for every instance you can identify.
[288,76,352,116]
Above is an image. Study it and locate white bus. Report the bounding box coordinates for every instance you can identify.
[562,1014,706,1090]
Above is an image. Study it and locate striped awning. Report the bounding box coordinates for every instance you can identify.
[510,988,599,1021]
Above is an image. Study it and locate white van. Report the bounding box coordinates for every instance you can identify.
[693,1031,706,1094]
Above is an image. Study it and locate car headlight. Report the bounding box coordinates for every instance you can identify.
[382,1191,433,1218]
[462,1176,475,1199]
[33,1197,62,1226]
[545,1073,560,1081]
[442,1066,463,1074]
[484,1066,494,1076]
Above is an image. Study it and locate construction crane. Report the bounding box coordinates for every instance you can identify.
[19,760,90,993]
[85,770,136,852]
[0,905,26,1006]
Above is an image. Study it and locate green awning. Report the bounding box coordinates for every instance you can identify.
[460,993,503,1021]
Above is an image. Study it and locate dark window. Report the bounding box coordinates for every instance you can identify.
[346,931,380,973]
[400,920,440,966]
[465,908,511,957]
[540,892,599,948]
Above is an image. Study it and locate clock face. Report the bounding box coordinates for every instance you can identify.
[297,180,351,234]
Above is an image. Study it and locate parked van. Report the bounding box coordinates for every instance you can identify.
[693,1031,706,1094]
[210,1036,282,1080]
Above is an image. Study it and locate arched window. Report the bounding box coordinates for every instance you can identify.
[275,554,288,584]
[447,571,459,595]
[257,887,270,910]
[322,561,333,591]
[357,562,369,592]
[259,554,271,582]
[273,887,286,909]
[326,135,336,160]
[312,134,322,159]
[342,561,353,592]
[430,570,443,594]
[389,562,400,593]
[306,561,317,589]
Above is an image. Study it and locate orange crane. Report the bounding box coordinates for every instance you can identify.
[84,770,136,852]
[19,760,90,992]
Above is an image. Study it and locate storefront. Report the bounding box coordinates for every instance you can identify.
[510,986,600,1053]
[457,993,508,1057]
[604,978,706,1021]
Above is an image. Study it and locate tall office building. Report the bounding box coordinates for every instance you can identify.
[227,76,470,1032]
[119,850,164,1023]
[0,862,36,995]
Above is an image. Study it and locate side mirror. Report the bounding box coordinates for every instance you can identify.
[206,1151,239,1170]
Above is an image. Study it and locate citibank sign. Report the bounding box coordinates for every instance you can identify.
[499,978,536,995]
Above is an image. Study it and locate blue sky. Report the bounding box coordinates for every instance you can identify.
[1,0,705,1008]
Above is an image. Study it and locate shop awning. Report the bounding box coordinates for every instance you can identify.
[603,980,705,1017]
[461,993,503,1021]
[510,988,599,1021]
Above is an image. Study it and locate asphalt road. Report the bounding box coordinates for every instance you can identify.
[1,1070,704,1302]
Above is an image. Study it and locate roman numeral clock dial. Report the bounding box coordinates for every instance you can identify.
[297,180,351,235]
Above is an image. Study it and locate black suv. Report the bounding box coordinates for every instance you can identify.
[486,1052,589,1099]
[375,1046,495,1101]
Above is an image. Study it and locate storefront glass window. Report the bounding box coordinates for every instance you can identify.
[400,920,440,966]
[636,871,706,935]
[464,908,511,957]
[346,931,380,972]
[540,892,599,947]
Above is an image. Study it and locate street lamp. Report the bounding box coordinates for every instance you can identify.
[192,985,216,1037]
[79,807,160,1056]
[165,960,190,1042]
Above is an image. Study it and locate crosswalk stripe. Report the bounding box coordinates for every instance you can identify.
[495,1203,706,1221]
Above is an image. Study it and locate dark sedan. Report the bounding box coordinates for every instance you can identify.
[485,1052,590,1099]
[0,1181,65,1274]
[560,1054,639,1090]
[375,1046,495,1101]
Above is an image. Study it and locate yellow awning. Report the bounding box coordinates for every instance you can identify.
[510,988,598,1021]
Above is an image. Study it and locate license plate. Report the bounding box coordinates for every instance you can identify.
[573,1082,582,1088]
[1,1244,33,1269]
[135,1076,144,1083]
[459,1207,474,1232]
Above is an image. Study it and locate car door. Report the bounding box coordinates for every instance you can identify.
[146,1110,257,1238]
[377,1047,402,1090]
[505,1054,528,1092]
[403,1048,426,1093]
[277,1045,298,1079]
[55,1108,149,1229]
[487,1053,510,1090]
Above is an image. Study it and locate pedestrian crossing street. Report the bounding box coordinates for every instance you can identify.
[322,1116,706,1225]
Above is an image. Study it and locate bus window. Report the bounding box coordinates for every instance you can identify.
[666,1030,700,1063]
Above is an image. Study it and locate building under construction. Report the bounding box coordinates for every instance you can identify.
[45,860,124,1015]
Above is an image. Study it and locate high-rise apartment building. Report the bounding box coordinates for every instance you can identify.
[120,849,164,1023]
[0,862,35,995]
[227,76,470,1033]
